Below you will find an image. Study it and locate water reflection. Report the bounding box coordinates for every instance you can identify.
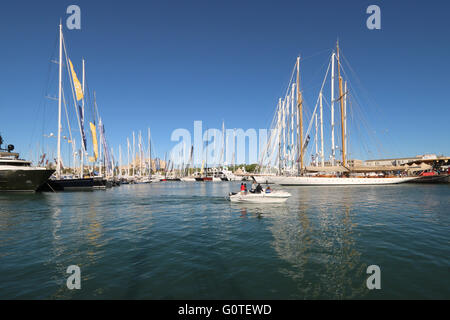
[1,183,448,299]
[266,187,368,299]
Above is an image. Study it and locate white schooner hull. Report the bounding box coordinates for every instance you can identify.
[253,175,277,184]
[273,176,419,186]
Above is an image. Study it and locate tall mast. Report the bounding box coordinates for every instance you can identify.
[110,147,114,178]
[282,97,286,171]
[205,128,208,175]
[344,80,348,163]
[139,131,143,177]
[72,139,76,174]
[277,99,282,175]
[132,131,135,176]
[190,145,194,175]
[80,58,85,178]
[94,91,100,176]
[337,41,346,167]
[331,52,336,166]
[182,142,186,176]
[297,56,303,174]
[56,21,63,179]
[119,144,122,177]
[127,137,130,177]
[232,129,236,170]
[148,127,151,177]
[315,113,318,166]
[99,117,103,176]
[221,121,225,169]
[319,91,325,167]
[290,84,295,171]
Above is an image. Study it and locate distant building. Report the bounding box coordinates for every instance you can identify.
[118,158,166,172]
[364,154,438,167]
[347,159,363,167]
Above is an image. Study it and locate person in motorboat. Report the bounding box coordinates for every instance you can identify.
[250,181,257,193]
[265,185,272,193]
[240,183,247,194]
[255,184,263,194]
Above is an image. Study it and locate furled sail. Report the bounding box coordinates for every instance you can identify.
[90,122,98,161]
[78,105,87,151]
[69,59,84,101]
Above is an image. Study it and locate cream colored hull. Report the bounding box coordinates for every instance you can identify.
[253,175,277,184]
[273,176,419,186]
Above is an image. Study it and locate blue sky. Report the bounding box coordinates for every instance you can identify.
[0,0,449,165]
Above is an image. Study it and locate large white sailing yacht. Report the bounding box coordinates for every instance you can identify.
[262,42,418,186]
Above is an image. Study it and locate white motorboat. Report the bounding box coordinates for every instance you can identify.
[181,177,196,182]
[136,177,152,184]
[227,190,291,203]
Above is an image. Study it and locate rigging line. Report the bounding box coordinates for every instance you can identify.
[80,64,90,118]
[259,99,282,167]
[339,59,387,158]
[61,87,75,157]
[62,35,85,152]
[348,90,386,158]
[341,51,382,112]
[93,92,102,126]
[323,95,332,111]
[281,60,298,101]
[342,54,400,158]
[300,48,333,62]
[30,28,59,155]
[346,92,372,157]
[301,54,332,152]
[301,53,334,94]
[263,106,282,168]
[350,94,374,159]
[84,72,95,124]
[340,54,391,156]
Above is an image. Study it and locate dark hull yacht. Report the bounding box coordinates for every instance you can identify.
[38,177,94,192]
[0,139,54,192]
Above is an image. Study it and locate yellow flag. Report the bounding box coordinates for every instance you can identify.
[90,122,98,161]
[69,59,84,101]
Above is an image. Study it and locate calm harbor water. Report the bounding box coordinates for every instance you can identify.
[0,182,449,299]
